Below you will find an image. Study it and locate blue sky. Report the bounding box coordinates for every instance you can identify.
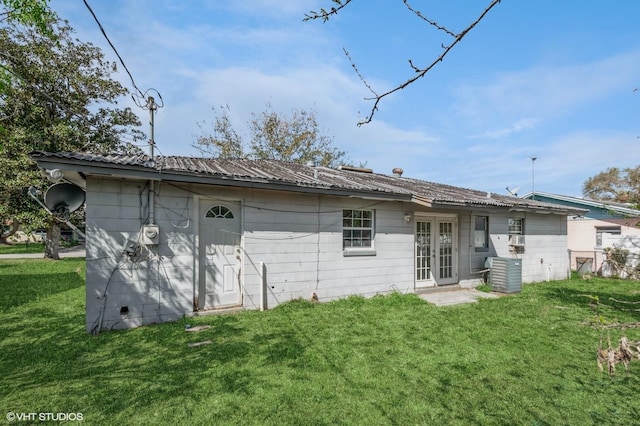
[52,0,640,197]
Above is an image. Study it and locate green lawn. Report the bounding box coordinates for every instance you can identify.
[1,259,640,425]
[0,241,80,255]
[0,242,45,254]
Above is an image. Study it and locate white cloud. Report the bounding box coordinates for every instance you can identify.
[469,117,539,139]
[151,63,441,169]
[438,130,640,197]
[45,0,640,200]
[545,130,640,183]
[453,49,640,128]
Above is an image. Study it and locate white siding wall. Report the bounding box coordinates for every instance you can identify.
[519,213,570,282]
[457,212,491,288]
[85,178,415,331]
[85,177,571,332]
[456,211,570,286]
[240,191,415,309]
[85,179,195,333]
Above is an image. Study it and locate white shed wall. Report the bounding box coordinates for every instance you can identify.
[85,179,196,333]
[238,190,415,309]
[85,178,415,331]
[84,177,571,332]
[488,212,569,283]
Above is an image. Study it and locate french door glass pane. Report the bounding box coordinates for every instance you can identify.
[439,222,453,279]
[416,221,431,281]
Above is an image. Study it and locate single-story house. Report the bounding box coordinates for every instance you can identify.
[522,191,640,274]
[31,151,585,333]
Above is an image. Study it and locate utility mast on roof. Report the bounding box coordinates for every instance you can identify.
[147,96,157,159]
[531,157,537,200]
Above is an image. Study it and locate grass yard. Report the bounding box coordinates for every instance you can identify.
[1,259,640,425]
[0,240,80,255]
[0,242,45,255]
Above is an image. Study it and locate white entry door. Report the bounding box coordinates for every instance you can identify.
[198,202,241,309]
[415,216,458,287]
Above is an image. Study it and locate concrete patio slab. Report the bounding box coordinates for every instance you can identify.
[418,289,500,306]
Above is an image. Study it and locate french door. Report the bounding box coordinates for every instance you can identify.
[415,216,458,287]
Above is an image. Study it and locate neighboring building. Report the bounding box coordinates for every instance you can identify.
[32,152,585,332]
[522,191,640,274]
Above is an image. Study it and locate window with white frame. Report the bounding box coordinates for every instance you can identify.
[205,205,234,219]
[508,218,525,248]
[596,226,621,248]
[474,216,489,251]
[343,209,374,249]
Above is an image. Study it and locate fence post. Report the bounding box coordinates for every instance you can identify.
[259,260,266,311]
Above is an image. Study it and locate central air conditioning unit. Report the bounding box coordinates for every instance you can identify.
[488,257,522,293]
[142,224,160,245]
[509,234,525,246]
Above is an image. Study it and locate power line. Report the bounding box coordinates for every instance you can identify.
[82,0,146,102]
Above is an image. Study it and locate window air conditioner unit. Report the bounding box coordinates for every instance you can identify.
[509,234,525,246]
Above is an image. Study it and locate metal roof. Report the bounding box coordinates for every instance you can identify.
[30,151,585,214]
[521,191,640,217]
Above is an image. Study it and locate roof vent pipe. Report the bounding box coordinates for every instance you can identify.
[392,167,403,177]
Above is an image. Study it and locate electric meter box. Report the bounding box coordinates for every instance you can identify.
[142,224,160,245]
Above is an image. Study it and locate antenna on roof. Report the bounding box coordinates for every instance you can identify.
[531,156,537,200]
[147,96,157,159]
[506,186,520,197]
[146,95,159,225]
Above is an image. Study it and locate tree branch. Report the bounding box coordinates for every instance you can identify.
[343,48,377,97]
[303,0,353,22]
[355,0,501,126]
[402,0,458,38]
[599,322,640,329]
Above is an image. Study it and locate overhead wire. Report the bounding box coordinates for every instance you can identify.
[163,181,389,215]
[82,0,165,116]
[153,183,388,242]
[82,0,145,101]
[87,178,388,332]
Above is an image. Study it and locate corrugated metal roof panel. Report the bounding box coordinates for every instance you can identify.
[29,151,585,213]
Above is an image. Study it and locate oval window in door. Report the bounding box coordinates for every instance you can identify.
[205,205,234,219]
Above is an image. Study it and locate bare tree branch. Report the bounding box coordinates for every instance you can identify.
[402,0,458,37]
[303,0,353,22]
[307,0,502,125]
[343,48,377,98]
[357,0,501,126]
[598,322,640,330]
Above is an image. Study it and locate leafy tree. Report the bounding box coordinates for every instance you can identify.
[1,0,55,34]
[1,0,56,95]
[582,166,640,206]
[194,104,348,168]
[0,20,144,257]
